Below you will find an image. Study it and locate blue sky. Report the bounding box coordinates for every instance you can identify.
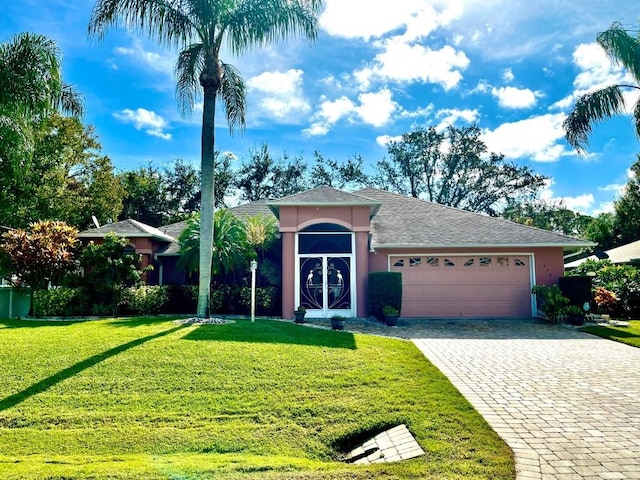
[2,1,639,215]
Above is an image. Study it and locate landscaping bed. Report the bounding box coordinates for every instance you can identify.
[0,317,514,479]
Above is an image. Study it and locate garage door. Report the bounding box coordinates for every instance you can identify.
[390,255,533,318]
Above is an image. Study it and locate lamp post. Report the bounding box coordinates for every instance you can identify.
[250,259,258,322]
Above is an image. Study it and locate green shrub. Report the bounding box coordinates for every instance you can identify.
[568,260,640,318]
[532,284,570,322]
[368,272,402,320]
[120,286,169,315]
[32,287,88,316]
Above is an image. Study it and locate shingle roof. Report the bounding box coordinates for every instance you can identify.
[356,188,593,249]
[565,240,640,268]
[78,219,174,242]
[267,186,381,218]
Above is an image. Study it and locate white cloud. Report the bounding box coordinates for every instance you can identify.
[247,69,311,120]
[399,103,435,119]
[113,39,174,76]
[481,113,573,162]
[491,86,540,109]
[539,183,595,214]
[501,68,514,83]
[355,89,397,127]
[356,39,469,90]
[551,42,634,111]
[319,0,463,42]
[592,202,615,215]
[436,108,479,129]
[304,89,397,136]
[376,134,403,146]
[113,108,172,140]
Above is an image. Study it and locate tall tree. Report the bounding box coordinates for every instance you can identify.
[309,152,371,190]
[613,156,640,244]
[564,22,640,153]
[89,0,322,318]
[374,125,547,216]
[0,33,84,227]
[0,113,122,229]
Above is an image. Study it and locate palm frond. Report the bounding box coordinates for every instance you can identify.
[218,61,246,134]
[225,0,320,56]
[597,22,640,83]
[175,42,204,116]
[563,85,626,153]
[58,84,85,118]
[88,0,195,49]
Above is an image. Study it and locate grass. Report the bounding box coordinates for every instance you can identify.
[0,317,514,479]
[581,320,640,348]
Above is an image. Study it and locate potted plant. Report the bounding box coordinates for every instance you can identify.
[331,315,346,330]
[566,305,584,326]
[294,305,306,324]
[382,305,400,326]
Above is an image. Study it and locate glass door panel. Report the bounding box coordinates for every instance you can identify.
[299,257,323,310]
[327,257,351,311]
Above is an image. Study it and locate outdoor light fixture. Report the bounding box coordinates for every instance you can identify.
[250,260,258,322]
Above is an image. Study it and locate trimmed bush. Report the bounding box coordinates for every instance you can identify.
[368,271,402,320]
[119,286,169,315]
[33,287,88,316]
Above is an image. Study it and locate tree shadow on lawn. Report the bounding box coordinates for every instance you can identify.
[0,319,84,329]
[0,324,188,412]
[182,320,357,350]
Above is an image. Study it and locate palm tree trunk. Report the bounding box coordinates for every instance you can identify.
[197,86,217,318]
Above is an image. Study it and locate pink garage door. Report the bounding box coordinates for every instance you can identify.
[390,255,533,318]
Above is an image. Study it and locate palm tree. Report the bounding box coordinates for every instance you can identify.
[178,209,249,280]
[0,32,83,174]
[89,0,322,318]
[564,22,640,153]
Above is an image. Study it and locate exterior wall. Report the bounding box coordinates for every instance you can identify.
[280,205,372,319]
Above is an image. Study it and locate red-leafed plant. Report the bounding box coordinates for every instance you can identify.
[0,220,79,291]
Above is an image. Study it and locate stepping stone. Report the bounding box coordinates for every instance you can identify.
[344,424,424,464]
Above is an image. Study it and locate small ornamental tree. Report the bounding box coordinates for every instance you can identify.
[0,220,79,290]
[79,233,150,314]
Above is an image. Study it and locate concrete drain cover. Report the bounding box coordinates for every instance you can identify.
[344,424,425,464]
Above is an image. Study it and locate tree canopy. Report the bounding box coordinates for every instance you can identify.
[372,125,547,216]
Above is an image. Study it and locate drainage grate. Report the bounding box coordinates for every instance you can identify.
[343,424,424,464]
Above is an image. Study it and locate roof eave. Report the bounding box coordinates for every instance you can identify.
[77,232,175,243]
[372,241,596,250]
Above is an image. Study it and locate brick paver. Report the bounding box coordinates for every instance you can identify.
[320,317,640,479]
[408,318,640,480]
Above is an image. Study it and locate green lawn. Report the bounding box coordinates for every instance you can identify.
[0,317,514,479]
[582,320,640,348]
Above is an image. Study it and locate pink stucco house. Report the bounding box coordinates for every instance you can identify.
[80,186,592,319]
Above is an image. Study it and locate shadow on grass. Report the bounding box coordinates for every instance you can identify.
[0,324,188,412]
[182,320,357,350]
[0,319,84,329]
[581,325,640,346]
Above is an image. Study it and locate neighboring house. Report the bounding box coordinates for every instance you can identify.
[564,240,640,269]
[80,187,592,319]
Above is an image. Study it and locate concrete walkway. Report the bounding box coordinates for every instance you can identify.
[325,317,640,479]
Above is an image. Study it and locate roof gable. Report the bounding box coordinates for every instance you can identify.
[78,219,174,242]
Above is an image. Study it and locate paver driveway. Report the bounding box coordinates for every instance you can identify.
[406,318,640,480]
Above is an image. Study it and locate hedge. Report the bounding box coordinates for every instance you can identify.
[367,271,402,320]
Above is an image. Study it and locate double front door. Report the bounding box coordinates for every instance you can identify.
[298,256,352,318]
